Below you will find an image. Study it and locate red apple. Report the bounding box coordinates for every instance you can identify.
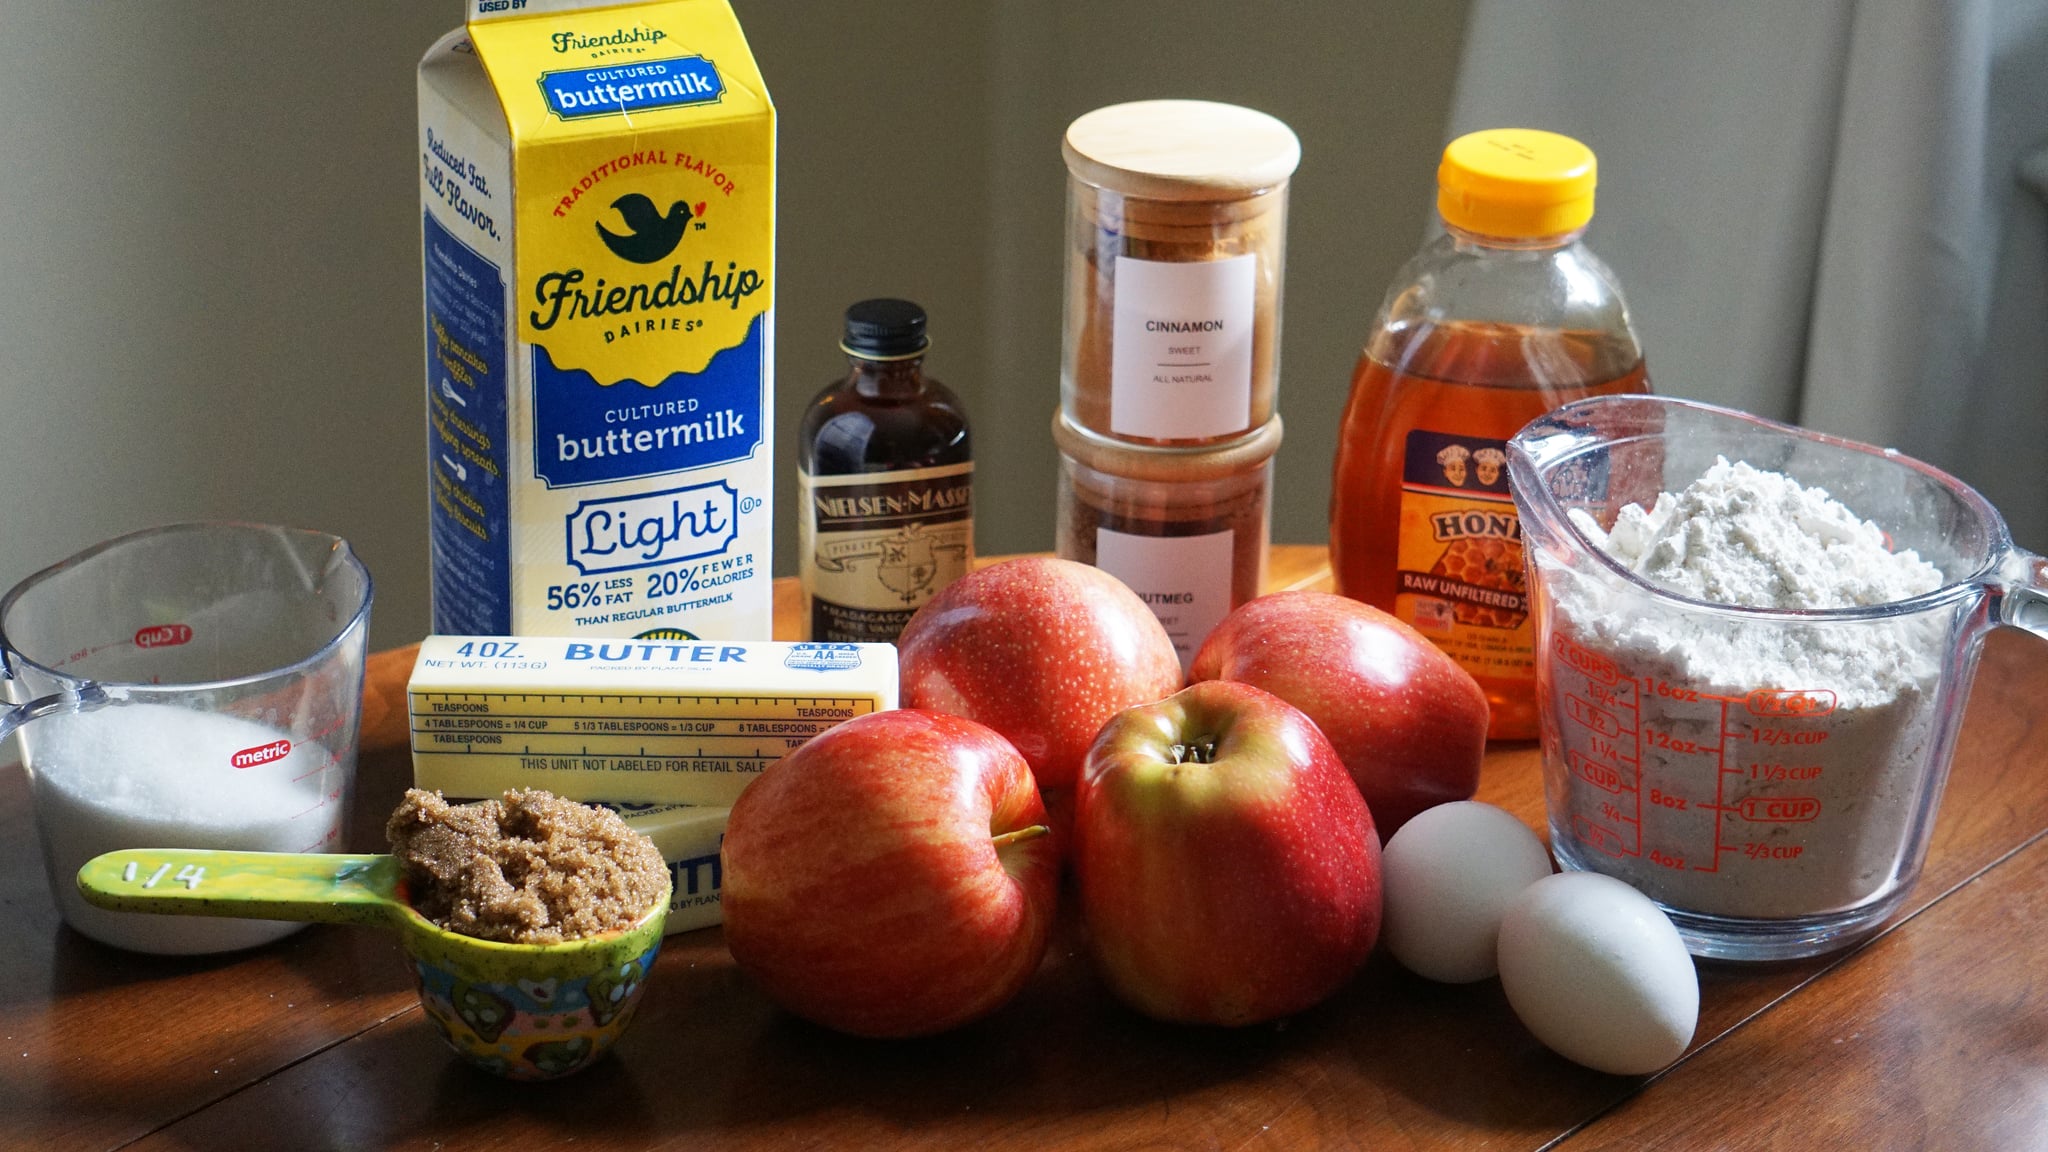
[897,556,1183,790]
[1191,591,1488,838]
[721,710,1059,1038]
[1075,680,1381,1026]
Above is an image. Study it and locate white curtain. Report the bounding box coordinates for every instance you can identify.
[1449,0,2048,549]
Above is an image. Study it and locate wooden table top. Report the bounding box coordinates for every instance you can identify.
[6,545,2045,1151]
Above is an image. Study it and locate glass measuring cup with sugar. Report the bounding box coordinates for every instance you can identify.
[1510,396,2048,961]
[0,523,372,955]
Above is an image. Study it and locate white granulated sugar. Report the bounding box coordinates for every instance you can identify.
[28,703,345,954]
[1545,459,1953,920]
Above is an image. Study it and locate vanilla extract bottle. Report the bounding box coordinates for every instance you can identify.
[798,299,973,643]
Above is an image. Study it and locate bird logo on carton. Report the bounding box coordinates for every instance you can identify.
[598,195,700,263]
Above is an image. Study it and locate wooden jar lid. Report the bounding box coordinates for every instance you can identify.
[1063,100,1301,201]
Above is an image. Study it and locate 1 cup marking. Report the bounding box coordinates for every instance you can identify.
[133,624,194,649]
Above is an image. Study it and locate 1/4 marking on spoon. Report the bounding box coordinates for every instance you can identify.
[127,861,207,889]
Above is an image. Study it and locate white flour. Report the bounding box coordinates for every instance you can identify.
[1545,458,1949,919]
[28,703,346,954]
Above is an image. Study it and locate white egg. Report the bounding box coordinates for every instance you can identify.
[1497,871,1699,1076]
[1381,801,1553,983]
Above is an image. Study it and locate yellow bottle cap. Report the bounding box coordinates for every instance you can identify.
[1437,129,1597,239]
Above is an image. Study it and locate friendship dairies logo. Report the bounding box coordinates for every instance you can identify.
[597,194,705,264]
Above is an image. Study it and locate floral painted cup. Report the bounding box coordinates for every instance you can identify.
[77,848,669,1079]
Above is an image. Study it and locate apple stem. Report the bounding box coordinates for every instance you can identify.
[990,824,1050,850]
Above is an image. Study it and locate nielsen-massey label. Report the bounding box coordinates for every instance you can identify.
[798,462,973,642]
[1393,429,1532,683]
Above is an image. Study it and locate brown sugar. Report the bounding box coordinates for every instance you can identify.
[386,788,668,945]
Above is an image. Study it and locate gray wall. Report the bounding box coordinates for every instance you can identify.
[0,1,1468,650]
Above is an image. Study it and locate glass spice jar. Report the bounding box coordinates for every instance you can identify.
[1054,411,1281,669]
[1061,100,1297,446]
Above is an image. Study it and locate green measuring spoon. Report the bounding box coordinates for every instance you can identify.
[77,848,669,1080]
[78,848,406,927]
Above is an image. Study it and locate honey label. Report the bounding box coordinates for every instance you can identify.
[798,462,973,642]
[1393,429,1531,681]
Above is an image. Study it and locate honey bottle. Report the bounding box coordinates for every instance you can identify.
[1329,129,1649,740]
[797,299,973,643]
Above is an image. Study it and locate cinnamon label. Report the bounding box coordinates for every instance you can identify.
[1107,254,1256,439]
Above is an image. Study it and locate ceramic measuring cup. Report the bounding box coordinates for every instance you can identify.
[1509,396,2048,961]
[77,847,668,1080]
[0,523,372,955]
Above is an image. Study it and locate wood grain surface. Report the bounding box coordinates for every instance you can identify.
[1558,831,2048,1152]
[5,548,2045,1152]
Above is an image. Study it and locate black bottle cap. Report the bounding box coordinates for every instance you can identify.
[841,298,929,360]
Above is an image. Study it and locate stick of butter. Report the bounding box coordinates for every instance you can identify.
[407,636,897,807]
[602,802,730,935]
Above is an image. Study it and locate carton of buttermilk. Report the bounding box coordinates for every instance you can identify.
[419,0,775,640]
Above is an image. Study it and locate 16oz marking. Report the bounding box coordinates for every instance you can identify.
[1646,677,1700,702]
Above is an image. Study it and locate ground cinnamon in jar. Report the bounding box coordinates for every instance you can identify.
[1061,100,1297,445]
[1054,412,1280,668]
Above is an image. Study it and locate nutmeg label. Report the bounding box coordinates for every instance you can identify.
[1094,526,1234,671]
[798,462,974,643]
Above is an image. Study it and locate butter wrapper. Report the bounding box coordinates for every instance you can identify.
[407,635,895,807]
[604,802,729,935]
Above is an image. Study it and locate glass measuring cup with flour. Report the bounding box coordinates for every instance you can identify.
[0,523,372,954]
[1510,396,2048,961]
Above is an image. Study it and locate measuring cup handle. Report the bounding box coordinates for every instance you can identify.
[1998,550,2048,637]
[0,682,113,745]
[75,849,404,927]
